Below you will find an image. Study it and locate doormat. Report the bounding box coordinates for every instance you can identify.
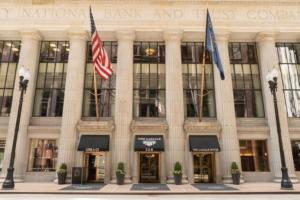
[192,184,238,191]
[60,183,105,190]
[131,183,170,191]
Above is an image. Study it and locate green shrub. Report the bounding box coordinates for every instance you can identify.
[60,163,67,170]
[116,162,125,175]
[231,162,240,174]
[173,162,182,175]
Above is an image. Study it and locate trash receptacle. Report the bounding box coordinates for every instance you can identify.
[72,167,83,184]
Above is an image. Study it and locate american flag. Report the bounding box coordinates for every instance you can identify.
[89,7,113,80]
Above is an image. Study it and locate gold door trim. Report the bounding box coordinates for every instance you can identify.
[193,152,216,183]
[83,152,105,183]
[138,152,160,183]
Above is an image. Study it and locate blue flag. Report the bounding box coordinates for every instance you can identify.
[205,10,225,80]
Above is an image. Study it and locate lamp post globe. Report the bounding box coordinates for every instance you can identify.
[266,68,293,190]
[2,65,30,189]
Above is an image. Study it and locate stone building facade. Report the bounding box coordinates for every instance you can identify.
[0,0,300,184]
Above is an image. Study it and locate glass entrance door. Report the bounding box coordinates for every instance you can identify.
[139,153,160,183]
[84,152,105,182]
[193,152,215,183]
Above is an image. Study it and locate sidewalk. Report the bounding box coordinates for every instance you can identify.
[0,182,300,194]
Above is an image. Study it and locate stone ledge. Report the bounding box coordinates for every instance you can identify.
[130,118,168,133]
[28,126,60,134]
[183,118,221,133]
[77,118,115,133]
[236,118,269,134]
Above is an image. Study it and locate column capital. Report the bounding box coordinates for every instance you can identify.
[116,30,135,41]
[215,31,231,42]
[67,29,89,41]
[256,32,278,42]
[163,29,183,42]
[19,29,41,41]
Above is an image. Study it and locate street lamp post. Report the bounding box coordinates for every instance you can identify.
[266,68,293,190]
[2,65,30,189]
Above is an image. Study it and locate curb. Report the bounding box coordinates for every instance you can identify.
[1,191,300,195]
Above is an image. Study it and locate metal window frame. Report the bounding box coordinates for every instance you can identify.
[276,42,300,118]
[32,41,69,117]
[133,41,166,118]
[82,41,117,118]
[0,40,21,116]
[181,42,216,118]
[229,42,265,118]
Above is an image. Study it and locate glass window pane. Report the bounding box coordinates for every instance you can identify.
[0,63,8,88]
[243,64,252,89]
[45,63,55,88]
[240,140,269,172]
[234,64,244,89]
[27,139,58,172]
[6,63,16,88]
[1,89,13,116]
[10,42,20,62]
[1,42,12,62]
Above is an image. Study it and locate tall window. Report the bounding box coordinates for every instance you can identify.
[182,42,215,118]
[239,140,269,172]
[33,41,69,117]
[229,42,264,118]
[83,41,117,117]
[0,140,5,172]
[133,42,166,118]
[27,139,58,172]
[0,41,21,116]
[276,43,300,118]
[291,140,300,171]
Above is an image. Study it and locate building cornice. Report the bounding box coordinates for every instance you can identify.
[183,119,221,133]
[130,119,169,134]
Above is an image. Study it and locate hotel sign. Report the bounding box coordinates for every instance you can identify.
[134,135,164,152]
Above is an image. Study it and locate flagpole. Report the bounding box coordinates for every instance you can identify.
[93,66,100,120]
[199,11,208,122]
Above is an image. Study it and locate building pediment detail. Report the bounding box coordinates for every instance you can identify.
[77,119,115,133]
[130,119,168,133]
[184,119,221,133]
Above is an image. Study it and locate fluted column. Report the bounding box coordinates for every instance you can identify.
[256,32,298,182]
[164,29,186,182]
[0,30,41,181]
[215,33,242,183]
[57,30,87,178]
[113,30,135,182]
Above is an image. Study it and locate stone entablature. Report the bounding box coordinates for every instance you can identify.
[130,119,168,134]
[76,119,115,133]
[236,118,269,134]
[183,118,221,134]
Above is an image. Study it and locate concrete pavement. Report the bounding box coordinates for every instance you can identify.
[0,182,299,194]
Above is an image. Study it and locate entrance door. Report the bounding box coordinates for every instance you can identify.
[139,153,160,183]
[193,152,215,183]
[84,153,105,182]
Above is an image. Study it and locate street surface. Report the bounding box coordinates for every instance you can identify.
[0,194,300,200]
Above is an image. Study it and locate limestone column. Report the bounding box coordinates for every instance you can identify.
[214,33,242,183]
[256,32,298,182]
[0,30,41,181]
[57,30,87,178]
[113,30,135,182]
[163,29,186,182]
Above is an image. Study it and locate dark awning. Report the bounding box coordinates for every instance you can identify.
[134,135,164,152]
[189,135,221,152]
[78,135,109,151]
